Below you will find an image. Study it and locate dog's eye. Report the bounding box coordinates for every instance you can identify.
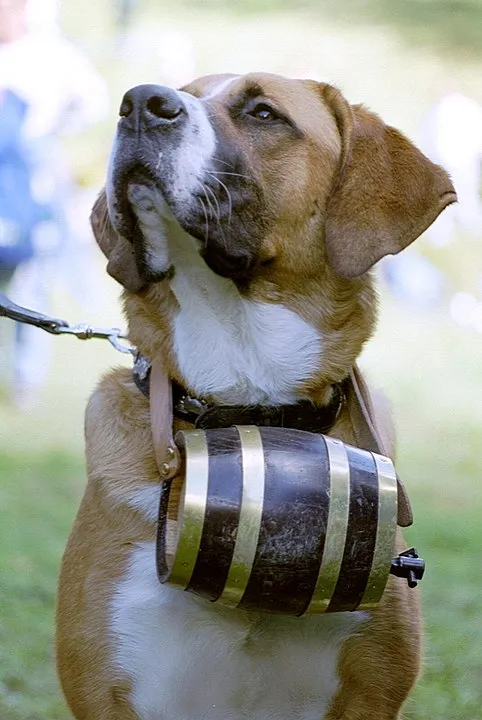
[248,103,279,122]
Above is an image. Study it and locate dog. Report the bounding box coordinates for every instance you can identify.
[56,72,456,720]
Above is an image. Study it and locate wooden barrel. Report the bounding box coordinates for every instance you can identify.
[156,425,397,615]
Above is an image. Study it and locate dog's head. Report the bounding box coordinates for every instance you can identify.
[92,72,455,295]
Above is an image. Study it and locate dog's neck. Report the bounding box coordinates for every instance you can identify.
[169,228,324,405]
[125,221,374,408]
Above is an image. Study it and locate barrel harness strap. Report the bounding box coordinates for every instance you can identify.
[145,353,424,589]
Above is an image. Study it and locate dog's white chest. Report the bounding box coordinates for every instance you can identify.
[168,236,322,405]
[111,541,366,720]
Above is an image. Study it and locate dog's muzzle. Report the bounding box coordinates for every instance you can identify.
[108,82,266,284]
[105,83,194,255]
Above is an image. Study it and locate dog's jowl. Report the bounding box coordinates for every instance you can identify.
[57,72,456,720]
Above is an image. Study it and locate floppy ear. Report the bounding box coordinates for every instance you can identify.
[322,88,457,278]
[90,190,145,292]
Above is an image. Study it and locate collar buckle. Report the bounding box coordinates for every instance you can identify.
[176,394,207,417]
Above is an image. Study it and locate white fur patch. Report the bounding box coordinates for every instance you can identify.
[200,76,240,101]
[124,483,162,524]
[110,541,366,720]
[107,90,216,236]
[171,91,217,207]
[167,230,322,405]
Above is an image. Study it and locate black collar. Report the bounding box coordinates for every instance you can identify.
[133,352,344,434]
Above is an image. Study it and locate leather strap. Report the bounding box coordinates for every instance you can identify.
[149,356,181,481]
[345,364,413,527]
[172,381,344,433]
[134,352,343,434]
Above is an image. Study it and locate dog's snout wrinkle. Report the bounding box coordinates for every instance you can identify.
[119,84,185,132]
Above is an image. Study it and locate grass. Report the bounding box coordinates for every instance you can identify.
[0,454,84,720]
[363,300,482,719]
[0,279,130,720]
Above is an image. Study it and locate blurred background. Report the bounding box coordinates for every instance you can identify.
[1,0,481,718]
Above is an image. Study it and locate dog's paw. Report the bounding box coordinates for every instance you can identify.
[127,183,172,276]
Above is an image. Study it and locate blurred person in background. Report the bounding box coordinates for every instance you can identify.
[0,88,47,286]
[115,0,139,47]
[0,87,50,394]
[421,91,482,246]
[419,91,482,332]
[0,0,108,408]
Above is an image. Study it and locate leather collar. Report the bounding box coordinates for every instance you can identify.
[133,352,344,434]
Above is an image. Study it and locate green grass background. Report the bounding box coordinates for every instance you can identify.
[1,1,482,718]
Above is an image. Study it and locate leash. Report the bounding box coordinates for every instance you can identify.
[0,291,181,480]
[0,291,135,355]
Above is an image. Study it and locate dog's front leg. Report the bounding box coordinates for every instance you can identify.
[323,572,421,720]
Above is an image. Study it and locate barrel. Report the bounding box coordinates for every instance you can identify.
[156,425,398,615]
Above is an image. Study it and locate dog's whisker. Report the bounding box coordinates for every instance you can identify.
[203,184,221,224]
[209,170,251,182]
[202,185,229,251]
[197,196,209,245]
[202,187,218,227]
[211,156,236,170]
[200,185,216,222]
[207,174,233,227]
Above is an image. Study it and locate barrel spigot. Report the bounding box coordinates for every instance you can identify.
[390,548,425,588]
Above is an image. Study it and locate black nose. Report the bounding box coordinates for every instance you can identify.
[119,84,185,131]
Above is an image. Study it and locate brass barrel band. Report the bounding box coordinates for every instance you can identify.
[165,430,210,589]
[305,436,351,614]
[326,444,379,613]
[186,427,243,601]
[239,427,331,615]
[360,453,398,607]
[158,425,399,615]
[156,479,174,582]
[216,426,265,608]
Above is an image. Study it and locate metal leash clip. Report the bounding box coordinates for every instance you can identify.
[53,323,135,354]
[0,291,135,355]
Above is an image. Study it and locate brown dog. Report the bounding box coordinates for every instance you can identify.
[56,72,455,720]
